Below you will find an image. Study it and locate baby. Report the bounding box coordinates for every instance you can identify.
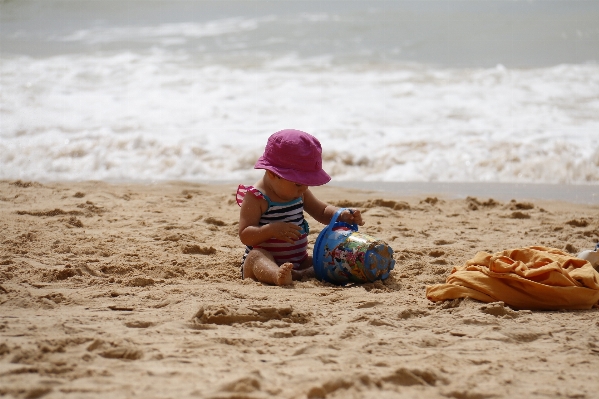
[237,129,363,285]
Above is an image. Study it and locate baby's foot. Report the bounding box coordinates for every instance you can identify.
[275,263,294,286]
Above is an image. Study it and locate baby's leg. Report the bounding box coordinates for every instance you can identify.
[291,255,315,281]
[244,248,293,286]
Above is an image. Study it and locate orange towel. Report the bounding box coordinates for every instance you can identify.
[426,246,599,310]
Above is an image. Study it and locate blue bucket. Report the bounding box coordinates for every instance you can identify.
[313,208,395,285]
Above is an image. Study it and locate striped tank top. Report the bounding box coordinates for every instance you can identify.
[236,185,309,269]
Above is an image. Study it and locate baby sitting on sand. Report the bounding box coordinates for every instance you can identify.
[236,129,363,286]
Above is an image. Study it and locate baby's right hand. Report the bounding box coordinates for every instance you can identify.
[339,208,364,226]
[269,222,302,244]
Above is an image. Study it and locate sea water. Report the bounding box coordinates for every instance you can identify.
[1,0,598,184]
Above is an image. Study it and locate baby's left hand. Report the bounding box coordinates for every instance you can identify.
[339,208,364,226]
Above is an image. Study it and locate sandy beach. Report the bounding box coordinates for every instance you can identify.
[1,179,598,399]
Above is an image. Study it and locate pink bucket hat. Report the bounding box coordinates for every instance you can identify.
[255,129,331,186]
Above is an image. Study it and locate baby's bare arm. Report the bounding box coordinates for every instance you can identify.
[303,189,364,226]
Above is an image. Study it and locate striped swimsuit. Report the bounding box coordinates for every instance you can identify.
[236,185,309,271]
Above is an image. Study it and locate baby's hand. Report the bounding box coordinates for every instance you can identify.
[339,209,364,226]
[269,222,302,244]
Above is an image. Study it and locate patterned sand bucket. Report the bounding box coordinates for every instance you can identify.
[313,208,395,285]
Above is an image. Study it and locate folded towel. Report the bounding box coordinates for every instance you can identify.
[426,246,599,310]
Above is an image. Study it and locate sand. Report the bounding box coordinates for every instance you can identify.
[1,179,598,399]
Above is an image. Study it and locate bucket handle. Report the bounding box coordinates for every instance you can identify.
[327,208,358,232]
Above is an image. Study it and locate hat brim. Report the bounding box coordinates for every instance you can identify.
[255,157,331,186]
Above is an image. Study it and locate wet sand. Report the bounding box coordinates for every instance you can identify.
[1,180,598,399]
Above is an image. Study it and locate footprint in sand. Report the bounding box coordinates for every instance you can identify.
[87,339,143,360]
[398,308,430,319]
[420,197,441,206]
[181,244,216,255]
[564,243,578,254]
[10,180,41,188]
[466,197,501,211]
[40,292,67,305]
[502,328,546,343]
[367,199,411,210]
[381,367,447,387]
[55,267,83,281]
[191,305,310,325]
[479,301,525,319]
[333,199,365,208]
[429,250,445,258]
[126,276,155,287]
[76,201,106,215]
[124,320,156,328]
[100,347,143,360]
[204,217,226,226]
[66,216,84,228]
[509,200,534,210]
[307,368,446,399]
[334,198,410,211]
[566,218,589,228]
[217,373,262,395]
[17,209,83,217]
[509,211,531,219]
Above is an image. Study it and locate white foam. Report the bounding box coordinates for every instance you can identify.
[59,18,263,44]
[1,50,598,184]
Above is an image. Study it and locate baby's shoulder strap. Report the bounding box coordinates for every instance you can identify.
[236,185,267,206]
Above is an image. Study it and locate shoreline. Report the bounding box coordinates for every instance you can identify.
[7,179,598,204]
[329,181,599,205]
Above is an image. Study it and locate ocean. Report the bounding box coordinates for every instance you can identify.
[1,0,598,185]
